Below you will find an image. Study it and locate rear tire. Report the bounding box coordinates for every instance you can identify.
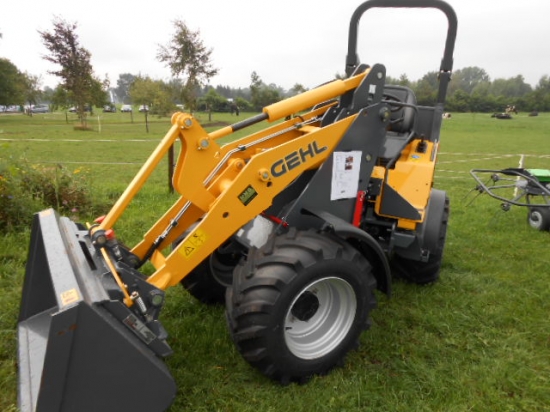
[391,191,450,284]
[226,229,377,384]
[527,207,550,231]
[180,247,240,304]
[173,226,243,304]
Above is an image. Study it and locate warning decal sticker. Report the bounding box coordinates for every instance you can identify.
[60,288,80,307]
[178,228,209,260]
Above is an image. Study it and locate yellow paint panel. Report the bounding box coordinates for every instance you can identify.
[178,229,209,260]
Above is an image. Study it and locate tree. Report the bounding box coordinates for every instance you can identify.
[200,88,228,119]
[250,71,262,108]
[0,58,25,106]
[48,84,70,111]
[414,71,439,106]
[446,89,470,112]
[450,66,490,95]
[288,83,308,97]
[157,20,218,112]
[530,75,550,111]
[490,75,532,99]
[215,85,232,99]
[42,86,56,107]
[115,73,136,104]
[166,78,185,106]
[397,73,411,87]
[22,73,42,115]
[249,71,281,110]
[39,17,107,127]
[89,76,110,110]
[130,76,173,117]
[235,96,252,112]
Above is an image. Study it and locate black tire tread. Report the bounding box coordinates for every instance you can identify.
[391,194,450,284]
[226,228,377,383]
[180,250,238,304]
[527,207,550,231]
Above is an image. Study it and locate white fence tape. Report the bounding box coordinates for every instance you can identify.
[2,139,548,176]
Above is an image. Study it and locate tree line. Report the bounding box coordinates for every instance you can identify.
[387,67,550,113]
[1,19,550,124]
[111,67,550,115]
[109,70,308,114]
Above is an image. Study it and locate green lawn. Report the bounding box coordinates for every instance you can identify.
[1,110,549,411]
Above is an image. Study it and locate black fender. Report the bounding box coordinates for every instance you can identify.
[304,208,391,296]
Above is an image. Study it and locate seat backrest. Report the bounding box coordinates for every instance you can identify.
[383,85,417,134]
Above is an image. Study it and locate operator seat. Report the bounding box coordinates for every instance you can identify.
[378,85,418,163]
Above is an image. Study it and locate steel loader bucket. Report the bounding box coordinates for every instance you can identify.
[17,209,177,412]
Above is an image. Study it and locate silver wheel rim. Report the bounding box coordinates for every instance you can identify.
[284,277,357,360]
[529,210,542,229]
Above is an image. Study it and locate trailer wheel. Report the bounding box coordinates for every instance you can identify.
[391,191,450,284]
[527,207,550,231]
[226,229,377,384]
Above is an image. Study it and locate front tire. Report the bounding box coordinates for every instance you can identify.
[226,229,377,384]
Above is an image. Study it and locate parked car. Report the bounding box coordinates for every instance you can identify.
[138,105,149,113]
[68,106,92,113]
[121,104,133,112]
[103,105,116,113]
[31,104,49,113]
[5,105,22,113]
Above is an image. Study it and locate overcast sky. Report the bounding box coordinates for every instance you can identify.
[1,0,549,91]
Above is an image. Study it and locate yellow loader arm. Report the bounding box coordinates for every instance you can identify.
[96,72,366,292]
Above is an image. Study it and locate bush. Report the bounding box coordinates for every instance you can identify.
[0,151,96,230]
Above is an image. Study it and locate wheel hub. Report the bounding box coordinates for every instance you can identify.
[291,291,320,322]
[284,277,357,360]
[529,210,542,228]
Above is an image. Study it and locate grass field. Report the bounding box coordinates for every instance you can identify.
[1,110,549,411]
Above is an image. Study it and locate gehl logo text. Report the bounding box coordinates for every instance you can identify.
[271,141,328,177]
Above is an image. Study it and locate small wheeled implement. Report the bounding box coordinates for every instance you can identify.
[470,167,550,231]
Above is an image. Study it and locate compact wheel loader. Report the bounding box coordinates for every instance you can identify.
[17,0,457,410]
